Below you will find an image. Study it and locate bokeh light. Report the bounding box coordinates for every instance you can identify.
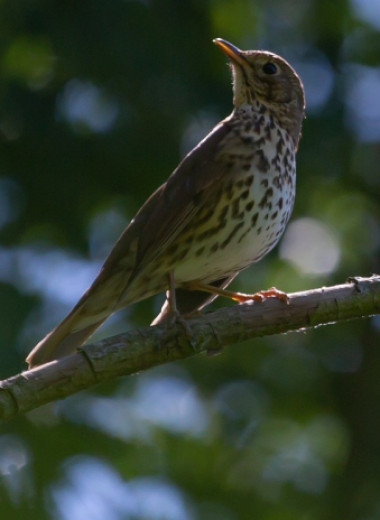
[344,64,380,142]
[279,218,340,275]
[56,80,120,133]
[51,458,191,520]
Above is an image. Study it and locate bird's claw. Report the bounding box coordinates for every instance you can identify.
[167,311,197,350]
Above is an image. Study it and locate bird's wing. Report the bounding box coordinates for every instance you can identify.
[125,117,237,279]
[59,117,240,304]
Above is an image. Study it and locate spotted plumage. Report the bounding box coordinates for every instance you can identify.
[26,38,305,368]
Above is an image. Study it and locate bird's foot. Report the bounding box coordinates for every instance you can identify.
[166,310,197,349]
[159,272,197,349]
[231,286,289,303]
[167,309,192,334]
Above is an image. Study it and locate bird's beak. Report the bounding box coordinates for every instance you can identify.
[213,38,247,67]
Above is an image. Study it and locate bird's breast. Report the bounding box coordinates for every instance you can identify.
[173,124,296,284]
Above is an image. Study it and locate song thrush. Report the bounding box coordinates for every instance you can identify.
[26,38,305,368]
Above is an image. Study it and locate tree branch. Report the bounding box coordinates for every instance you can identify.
[1,275,379,422]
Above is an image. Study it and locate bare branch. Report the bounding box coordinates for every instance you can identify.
[1,275,379,422]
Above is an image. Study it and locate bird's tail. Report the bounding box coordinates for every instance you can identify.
[26,306,108,369]
[26,223,143,369]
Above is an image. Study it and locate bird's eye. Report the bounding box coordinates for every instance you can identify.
[262,62,278,75]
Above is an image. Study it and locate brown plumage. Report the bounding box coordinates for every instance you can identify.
[26,38,305,368]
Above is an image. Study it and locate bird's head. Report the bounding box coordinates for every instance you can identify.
[214,38,305,146]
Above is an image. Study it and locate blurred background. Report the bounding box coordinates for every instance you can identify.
[0,0,380,518]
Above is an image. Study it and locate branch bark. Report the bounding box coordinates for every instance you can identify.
[1,275,379,422]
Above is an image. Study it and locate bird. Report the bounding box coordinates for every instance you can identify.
[26,38,305,368]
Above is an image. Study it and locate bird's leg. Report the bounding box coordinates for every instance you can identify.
[164,272,196,343]
[183,281,289,303]
[166,271,179,317]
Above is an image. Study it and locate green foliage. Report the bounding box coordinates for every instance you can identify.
[0,0,380,518]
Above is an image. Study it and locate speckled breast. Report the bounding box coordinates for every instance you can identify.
[173,111,296,284]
